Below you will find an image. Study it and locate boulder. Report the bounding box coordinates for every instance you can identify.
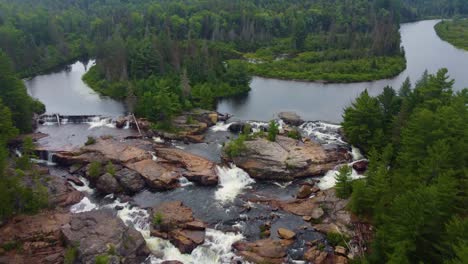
[304,246,329,264]
[115,116,129,129]
[278,112,304,126]
[61,210,149,264]
[155,148,218,185]
[296,185,313,199]
[46,176,84,208]
[233,239,290,264]
[150,201,206,254]
[126,159,180,191]
[95,173,120,194]
[335,246,347,256]
[352,160,369,174]
[277,228,296,240]
[66,175,84,186]
[114,168,146,193]
[0,212,70,263]
[227,136,351,180]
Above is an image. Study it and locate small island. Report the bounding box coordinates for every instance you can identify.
[435,19,468,51]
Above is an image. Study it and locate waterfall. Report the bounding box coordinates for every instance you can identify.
[215,164,255,203]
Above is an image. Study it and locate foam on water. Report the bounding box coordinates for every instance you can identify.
[70,197,98,213]
[215,165,255,203]
[179,176,194,187]
[273,181,293,188]
[153,137,164,143]
[318,165,365,190]
[69,176,95,195]
[351,146,365,161]
[88,117,115,129]
[211,122,233,132]
[110,200,245,264]
[299,121,345,145]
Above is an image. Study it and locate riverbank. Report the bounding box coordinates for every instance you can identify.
[435,19,468,51]
[238,53,406,83]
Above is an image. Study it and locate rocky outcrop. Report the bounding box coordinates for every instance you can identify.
[0,212,70,264]
[114,168,146,193]
[150,201,206,254]
[61,210,149,264]
[45,174,84,209]
[232,239,292,264]
[227,136,351,180]
[82,138,151,164]
[126,159,180,191]
[155,148,218,185]
[278,112,304,126]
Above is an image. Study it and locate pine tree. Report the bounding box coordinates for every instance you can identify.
[335,165,353,199]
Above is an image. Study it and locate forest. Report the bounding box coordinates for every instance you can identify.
[341,70,467,263]
[435,19,468,51]
[0,0,466,126]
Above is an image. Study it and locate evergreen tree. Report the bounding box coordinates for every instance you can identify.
[335,165,353,199]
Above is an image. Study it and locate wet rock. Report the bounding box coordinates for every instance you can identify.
[233,239,290,264]
[297,185,313,199]
[310,207,325,220]
[115,116,129,129]
[313,223,340,234]
[277,228,296,240]
[0,212,70,263]
[126,159,180,191]
[227,136,351,180]
[114,168,146,193]
[150,201,206,254]
[352,160,369,174]
[335,255,349,264]
[185,134,205,143]
[155,148,218,185]
[66,175,84,186]
[61,210,149,263]
[46,176,84,208]
[304,246,329,264]
[95,173,121,194]
[279,198,319,216]
[278,112,304,126]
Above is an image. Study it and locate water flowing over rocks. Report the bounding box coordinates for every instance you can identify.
[61,209,150,263]
[154,148,218,185]
[226,135,351,180]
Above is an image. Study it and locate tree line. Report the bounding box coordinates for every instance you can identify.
[341,69,467,263]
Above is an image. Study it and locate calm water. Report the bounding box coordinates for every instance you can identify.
[25,20,468,122]
[217,20,468,122]
[25,60,125,116]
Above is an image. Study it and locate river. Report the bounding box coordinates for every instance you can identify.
[218,20,468,122]
[22,19,468,263]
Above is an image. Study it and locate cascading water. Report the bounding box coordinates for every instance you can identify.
[215,165,255,203]
[210,122,233,132]
[299,121,345,145]
[87,116,116,129]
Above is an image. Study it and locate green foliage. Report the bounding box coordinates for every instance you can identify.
[107,244,116,255]
[64,246,78,264]
[152,212,163,226]
[94,255,109,264]
[335,165,353,199]
[267,121,279,142]
[342,69,468,263]
[224,135,247,158]
[85,136,96,146]
[326,232,349,247]
[105,161,116,176]
[287,129,301,140]
[1,241,22,251]
[435,20,468,51]
[88,161,102,178]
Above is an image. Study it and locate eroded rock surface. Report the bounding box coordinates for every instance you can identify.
[61,210,149,264]
[228,136,351,180]
[150,201,206,254]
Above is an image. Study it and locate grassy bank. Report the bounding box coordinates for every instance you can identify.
[435,20,468,51]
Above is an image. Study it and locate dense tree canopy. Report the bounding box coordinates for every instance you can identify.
[342,69,468,263]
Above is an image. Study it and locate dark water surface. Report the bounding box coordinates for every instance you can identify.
[217,20,468,122]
